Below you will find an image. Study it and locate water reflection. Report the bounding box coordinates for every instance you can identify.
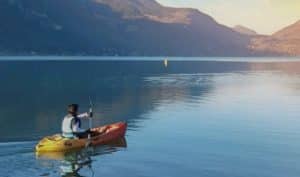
[36,138,127,177]
[60,152,92,177]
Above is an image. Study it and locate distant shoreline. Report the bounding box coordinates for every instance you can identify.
[0,56,300,62]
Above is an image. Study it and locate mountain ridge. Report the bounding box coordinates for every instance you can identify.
[0,0,252,56]
[250,20,300,56]
[273,20,300,39]
[0,0,299,56]
[233,25,257,36]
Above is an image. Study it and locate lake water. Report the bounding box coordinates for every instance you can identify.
[1,58,300,177]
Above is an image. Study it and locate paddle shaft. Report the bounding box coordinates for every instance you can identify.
[88,97,93,141]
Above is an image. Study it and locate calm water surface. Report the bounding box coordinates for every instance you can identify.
[1,58,300,177]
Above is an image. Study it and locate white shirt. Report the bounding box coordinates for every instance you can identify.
[62,112,89,137]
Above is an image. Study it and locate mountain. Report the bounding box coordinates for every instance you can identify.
[273,20,300,39]
[250,20,300,56]
[0,0,252,56]
[233,25,257,36]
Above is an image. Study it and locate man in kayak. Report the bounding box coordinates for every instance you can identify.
[62,104,93,139]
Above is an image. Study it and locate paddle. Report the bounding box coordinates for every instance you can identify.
[86,96,93,147]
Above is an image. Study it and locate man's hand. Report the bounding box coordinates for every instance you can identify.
[89,111,93,118]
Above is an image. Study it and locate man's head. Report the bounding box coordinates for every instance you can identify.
[68,104,79,116]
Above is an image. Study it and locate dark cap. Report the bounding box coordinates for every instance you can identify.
[68,104,78,115]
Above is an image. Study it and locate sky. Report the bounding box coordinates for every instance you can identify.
[157,0,300,35]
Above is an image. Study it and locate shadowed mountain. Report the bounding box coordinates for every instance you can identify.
[0,0,252,56]
[250,20,300,56]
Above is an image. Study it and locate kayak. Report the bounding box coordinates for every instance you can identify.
[35,122,127,152]
[36,137,127,160]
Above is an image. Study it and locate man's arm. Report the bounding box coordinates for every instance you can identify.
[77,112,89,119]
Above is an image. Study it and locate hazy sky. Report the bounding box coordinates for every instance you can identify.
[157,0,300,35]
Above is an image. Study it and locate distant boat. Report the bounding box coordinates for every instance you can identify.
[164,59,168,67]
